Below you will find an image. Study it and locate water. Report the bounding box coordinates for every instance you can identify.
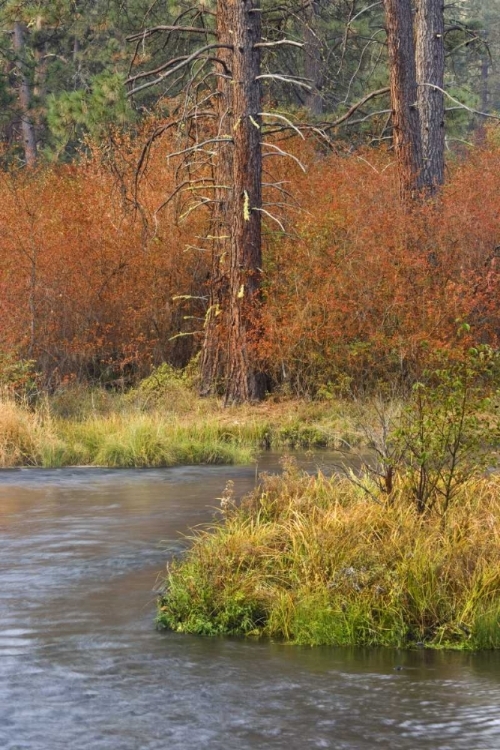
[1,459,500,750]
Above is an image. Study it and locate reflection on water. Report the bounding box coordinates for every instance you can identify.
[1,459,499,750]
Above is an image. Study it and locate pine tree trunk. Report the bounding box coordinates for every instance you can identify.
[200,0,265,403]
[415,0,445,192]
[383,0,424,200]
[13,21,37,168]
[304,0,323,116]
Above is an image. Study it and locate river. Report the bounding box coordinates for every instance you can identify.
[1,459,499,750]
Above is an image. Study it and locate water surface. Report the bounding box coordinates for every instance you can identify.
[1,459,499,750]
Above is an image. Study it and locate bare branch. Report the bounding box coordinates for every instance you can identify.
[262,181,297,202]
[127,26,217,42]
[322,87,390,130]
[420,83,500,121]
[253,207,286,232]
[259,112,304,139]
[167,137,233,160]
[346,108,391,126]
[254,40,303,49]
[256,74,312,90]
[179,198,221,222]
[127,44,233,96]
[262,142,307,173]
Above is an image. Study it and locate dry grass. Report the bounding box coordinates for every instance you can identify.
[158,461,500,649]
[0,389,364,468]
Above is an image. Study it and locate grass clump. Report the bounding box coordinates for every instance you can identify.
[0,401,41,466]
[0,399,254,468]
[0,372,365,468]
[157,459,500,649]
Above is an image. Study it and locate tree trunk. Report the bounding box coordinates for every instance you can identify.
[304,0,323,116]
[383,0,424,200]
[13,21,37,168]
[200,0,265,403]
[415,0,445,192]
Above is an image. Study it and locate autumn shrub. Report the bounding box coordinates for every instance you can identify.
[259,139,500,394]
[0,355,40,404]
[0,126,209,388]
[1,130,500,393]
[345,345,500,516]
[158,461,500,649]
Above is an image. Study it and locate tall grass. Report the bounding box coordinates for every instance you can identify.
[0,402,256,467]
[158,460,500,649]
[0,385,363,468]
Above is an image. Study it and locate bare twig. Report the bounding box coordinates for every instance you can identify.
[254,39,303,48]
[253,207,286,232]
[127,26,217,42]
[127,44,233,96]
[256,74,312,90]
[322,87,390,131]
[420,83,500,121]
[260,111,305,139]
[262,142,307,172]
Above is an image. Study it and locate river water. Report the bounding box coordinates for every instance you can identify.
[1,459,499,750]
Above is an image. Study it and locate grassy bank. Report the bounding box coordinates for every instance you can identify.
[157,461,500,649]
[0,385,363,468]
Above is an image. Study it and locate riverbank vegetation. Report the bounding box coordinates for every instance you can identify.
[157,462,500,650]
[1,0,500,650]
[157,349,500,648]
[2,132,500,398]
[0,374,364,468]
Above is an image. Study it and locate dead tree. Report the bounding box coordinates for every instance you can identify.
[127,0,307,404]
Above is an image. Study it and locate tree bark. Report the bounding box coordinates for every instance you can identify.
[200,0,265,403]
[13,21,37,168]
[304,0,323,116]
[383,0,424,200]
[415,0,445,192]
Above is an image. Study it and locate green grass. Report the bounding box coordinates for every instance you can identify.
[0,383,364,468]
[157,460,500,649]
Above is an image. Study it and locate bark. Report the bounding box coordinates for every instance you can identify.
[383,0,424,200]
[304,0,323,116]
[33,16,48,146]
[200,0,265,403]
[13,21,37,168]
[415,0,445,192]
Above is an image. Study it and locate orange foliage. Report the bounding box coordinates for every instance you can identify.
[1,127,499,391]
[259,138,500,393]
[0,128,209,386]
